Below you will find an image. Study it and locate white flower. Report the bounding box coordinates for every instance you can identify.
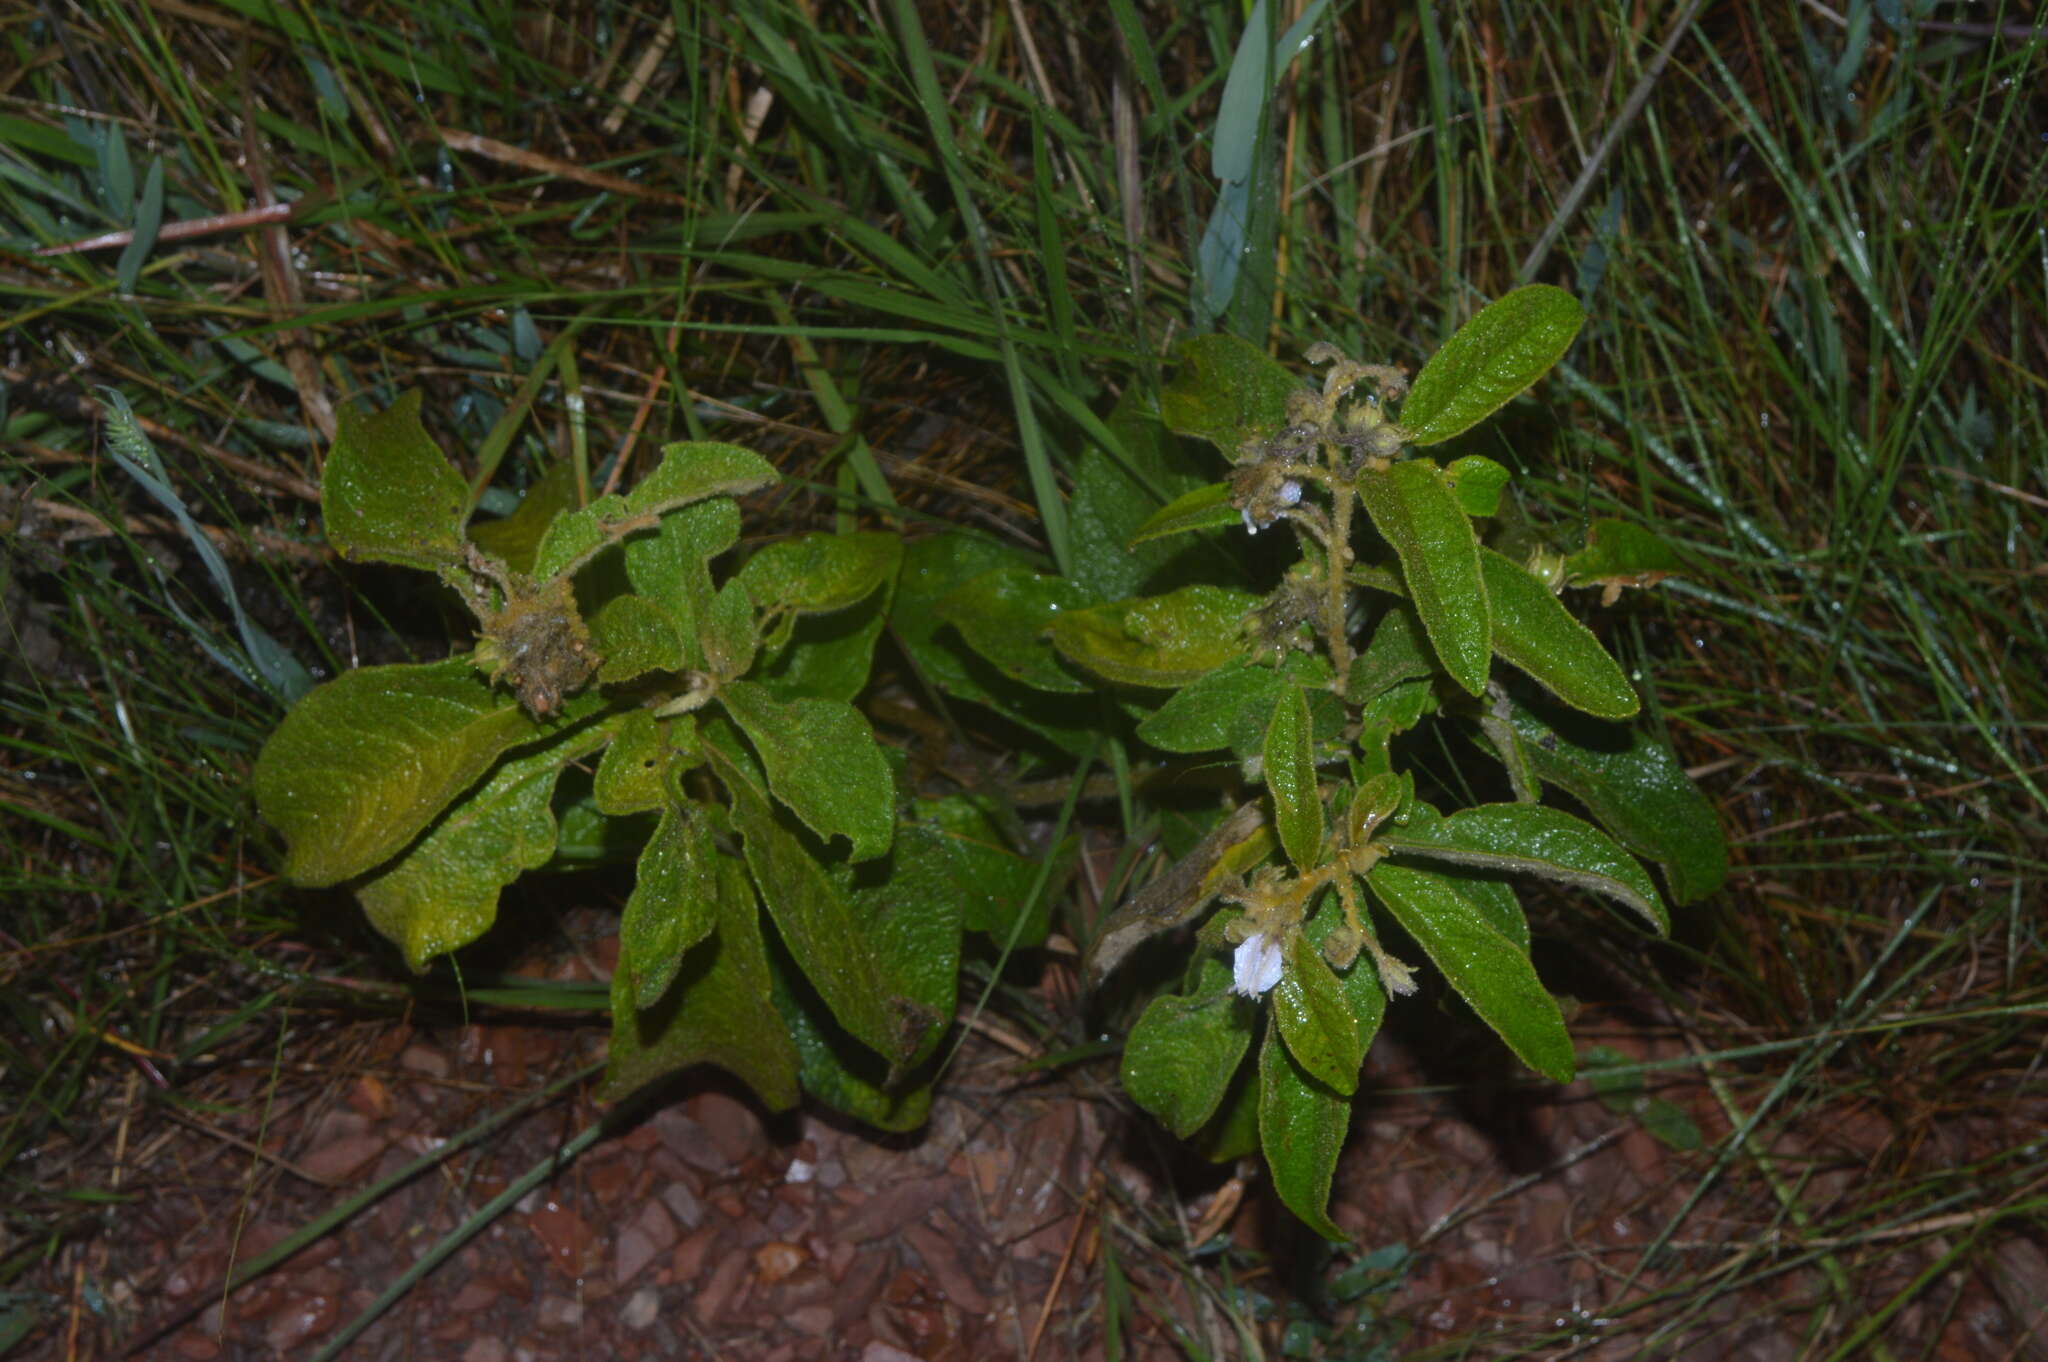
[1232,932,1285,998]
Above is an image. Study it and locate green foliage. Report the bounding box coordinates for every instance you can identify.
[254,295,1720,1239]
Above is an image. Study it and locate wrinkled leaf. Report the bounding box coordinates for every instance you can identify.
[468,459,582,575]
[751,583,893,704]
[916,794,1056,946]
[1051,585,1258,688]
[719,680,893,862]
[1356,460,1489,696]
[590,593,687,685]
[737,530,900,615]
[1481,548,1638,719]
[1442,455,1510,517]
[618,804,721,1009]
[356,722,608,970]
[1345,605,1437,704]
[532,441,776,580]
[254,659,539,886]
[1122,954,1252,1138]
[708,731,927,1065]
[1263,685,1323,870]
[1070,389,1215,596]
[1564,517,1685,589]
[771,951,931,1132]
[1505,698,1727,903]
[935,568,1096,694]
[623,498,742,670]
[593,709,695,816]
[699,578,759,680]
[322,392,470,572]
[1273,932,1362,1095]
[601,852,800,1110]
[1128,481,1239,546]
[1400,285,1584,446]
[1366,862,1573,1082]
[1159,333,1304,457]
[1258,1023,1349,1241]
[1379,801,1667,933]
[1138,653,1336,757]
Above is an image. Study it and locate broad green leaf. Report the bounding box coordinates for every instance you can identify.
[1121,954,1252,1138]
[851,821,965,1070]
[699,578,759,680]
[1480,548,1638,719]
[1051,585,1258,688]
[623,499,742,669]
[1159,333,1304,457]
[1273,932,1362,1095]
[935,568,1096,694]
[770,951,931,1132]
[719,680,893,863]
[916,794,1056,946]
[1304,890,1388,1053]
[750,583,892,704]
[1366,862,1573,1081]
[1379,802,1667,933]
[1358,677,1435,733]
[468,459,581,575]
[322,391,469,571]
[1345,605,1437,703]
[1257,1024,1349,1241]
[593,710,696,815]
[355,723,609,970]
[618,805,720,1009]
[590,593,686,685]
[1138,653,1337,757]
[1393,806,1532,952]
[895,536,1097,755]
[1442,455,1510,517]
[1344,773,1402,848]
[1399,285,1584,446]
[1505,699,1728,904]
[1263,686,1323,870]
[1128,482,1238,546]
[254,659,538,886]
[707,731,928,1066]
[1564,517,1685,589]
[736,530,900,615]
[1356,460,1489,696]
[600,852,800,1110]
[1070,390,1215,595]
[531,441,776,580]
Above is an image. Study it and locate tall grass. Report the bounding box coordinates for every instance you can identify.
[3,0,2044,1354]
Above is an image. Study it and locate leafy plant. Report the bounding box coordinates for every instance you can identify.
[252,285,1723,1232]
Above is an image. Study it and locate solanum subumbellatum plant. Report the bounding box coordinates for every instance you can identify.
[254,284,1724,1234]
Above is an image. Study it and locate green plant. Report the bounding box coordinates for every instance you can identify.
[252,285,1724,1232]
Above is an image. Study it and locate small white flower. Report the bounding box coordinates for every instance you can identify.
[1275,478,1303,508]
[1232,932,1285,998]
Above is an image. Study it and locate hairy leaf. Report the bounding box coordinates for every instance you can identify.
[1273,932,1362,1095]
[601,851,800,1110]
[1367,862,1573,1081]
[1356,460,1489,696]
[618,805,721,1009]
[1122,954,1252,1138]
[254,659,539,886]
[935,568,1097,694]
[1159,333,1304,458]
[323,391,469,571]
[1505,699,1728,903]
[1128,481,1239,546]
[531,441,775,580]
[719,680,893,863]
[1400,285,1584,446]
[1481,548,1638,719]
[1264,685,1323,870]
[356,723,608,970]
[1257,1024,1349,1241]
[1051,586,1258,688]
[1380,802,1667,933]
